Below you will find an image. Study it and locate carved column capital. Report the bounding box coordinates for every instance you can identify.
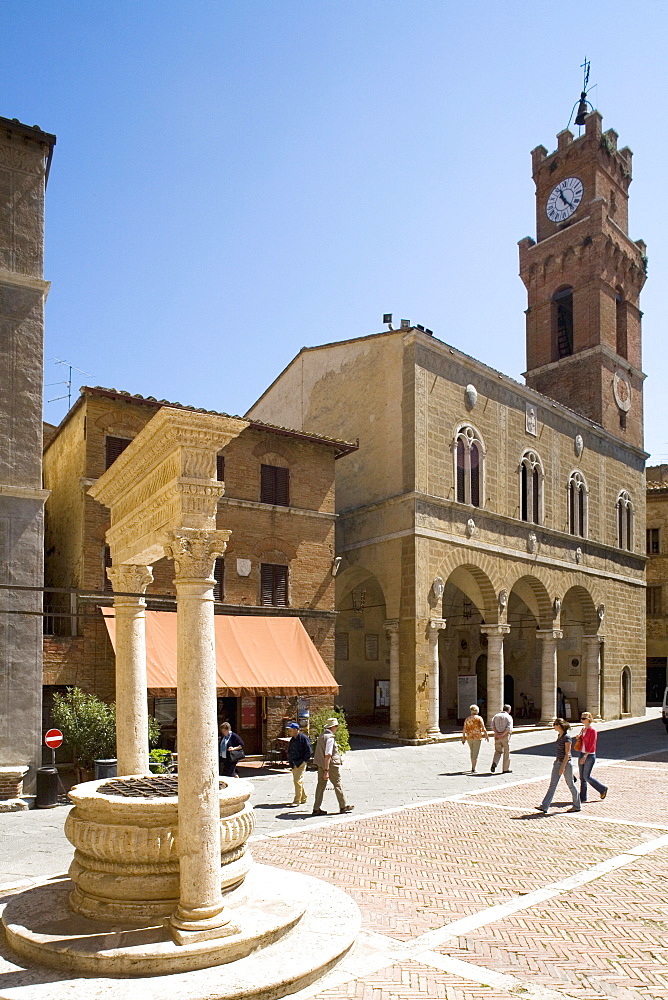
[427,617,447,640]
[163,528,231,581]
[106,564,154,597]
[536,628,564,642]
[384,619,400,635]
[583,634,605,647]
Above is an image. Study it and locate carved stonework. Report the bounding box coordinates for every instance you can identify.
[163,528,231,581]
[106,564,153,595]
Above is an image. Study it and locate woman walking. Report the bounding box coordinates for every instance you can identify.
[578,711,608,803]
[218,721,245,778]
[536,718,580,813]
[461,705,489,773]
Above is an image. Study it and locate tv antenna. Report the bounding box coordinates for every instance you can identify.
[46,358,91,410]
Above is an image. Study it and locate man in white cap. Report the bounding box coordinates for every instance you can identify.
[311,717,354,816]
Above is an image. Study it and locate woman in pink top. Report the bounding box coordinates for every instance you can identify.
[578,712,608,803]
[461,705,489,773]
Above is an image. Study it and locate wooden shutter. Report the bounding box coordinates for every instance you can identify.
[260,464,289,506]
[260,564,274,605]
[532,467,540,523]
[213,558,225,601]
[103,546,113,593]
[456,440,465,503]
[274,565,288,606]
[470,444,480,507]
[216,454,225,482]
[105,436,132,469]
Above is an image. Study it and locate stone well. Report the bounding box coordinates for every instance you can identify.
[65,775,254,923]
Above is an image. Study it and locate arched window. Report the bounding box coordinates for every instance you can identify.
[520,450,543,524]
[553,286,574,359]
[615,288,627,359]
[453,425,484,508]
[621,665,632,715]
[568,471,587,537]
[616,490,634,551]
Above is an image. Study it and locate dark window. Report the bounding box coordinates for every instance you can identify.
[213,558,225,601]
[104,545,113,593]
[568,473,586,537]
[616,291,627,359]
[470,443,480,507]
[456,439,466,503]
[216,454,225,482]
[532,467,540,523]
[521,463,528,521]
[553,287,574,359]
[105,436,132,469]
[647,528,660,554]
[335,632,349,660]
[260,563,288,606]
[260,465,289,506]
[647,586,662,617]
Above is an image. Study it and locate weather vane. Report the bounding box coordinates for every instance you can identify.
[568,57,593,129]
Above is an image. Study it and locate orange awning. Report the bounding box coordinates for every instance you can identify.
[101,609,338,697]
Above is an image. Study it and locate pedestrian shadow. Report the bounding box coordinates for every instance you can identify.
[440,771,495,777]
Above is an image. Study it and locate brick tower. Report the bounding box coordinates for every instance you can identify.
[519,110,646,448]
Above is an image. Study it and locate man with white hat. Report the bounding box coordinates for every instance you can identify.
[311,717,354,816]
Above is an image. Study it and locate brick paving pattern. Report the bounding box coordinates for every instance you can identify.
[463,759,668,827]
[251,800,653,939]
[310,960,518,1000]
[440,848,668,1000]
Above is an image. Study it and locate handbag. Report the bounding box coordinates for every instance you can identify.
[573,733,583,753]
[228,747,245,764]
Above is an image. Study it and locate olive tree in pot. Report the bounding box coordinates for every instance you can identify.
[52,687,161,782]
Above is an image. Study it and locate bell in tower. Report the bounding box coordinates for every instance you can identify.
[518,101,646,448]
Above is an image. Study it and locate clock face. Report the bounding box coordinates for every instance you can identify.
[546,176,584,223]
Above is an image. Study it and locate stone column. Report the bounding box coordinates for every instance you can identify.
[427,619,446,736]
[481,626,510,727]
[537,629,563,724]
[106,563,154,777]
[163,527,231,944]
[384,620,400,734]
[583,635,603,720]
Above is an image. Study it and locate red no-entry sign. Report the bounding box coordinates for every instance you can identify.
[44,729,63,749]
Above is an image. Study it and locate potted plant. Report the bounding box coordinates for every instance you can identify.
[52,687,162,781]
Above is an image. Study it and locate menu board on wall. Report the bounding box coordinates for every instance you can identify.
[241,697,257,729]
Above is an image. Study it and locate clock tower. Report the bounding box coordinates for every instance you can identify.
[519,110,646,448]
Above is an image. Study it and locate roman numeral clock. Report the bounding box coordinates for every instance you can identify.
[545,176,584,223]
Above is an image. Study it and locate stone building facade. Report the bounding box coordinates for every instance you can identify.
[645,465,668,702]
[0,116,56,796]
[248,110,647,738]
[43,386,354,751]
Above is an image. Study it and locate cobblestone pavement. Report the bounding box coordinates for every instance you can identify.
[0,714,666,1000]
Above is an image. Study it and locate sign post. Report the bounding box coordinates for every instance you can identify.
[44,728,63,768]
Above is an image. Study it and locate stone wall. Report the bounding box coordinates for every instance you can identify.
[0,117,55,793]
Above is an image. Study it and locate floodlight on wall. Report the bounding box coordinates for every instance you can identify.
[331,556,343,577]
[400,319,410,329]
[383,313,393,329]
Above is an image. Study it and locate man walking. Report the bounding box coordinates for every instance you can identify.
[286,722,312,806]
[312,717,354,816]
[490,704,513,773]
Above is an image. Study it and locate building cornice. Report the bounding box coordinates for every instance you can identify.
[0,268,50,298]
[0,485,50,502]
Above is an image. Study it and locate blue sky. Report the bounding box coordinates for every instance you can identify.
[2,1,667,459]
